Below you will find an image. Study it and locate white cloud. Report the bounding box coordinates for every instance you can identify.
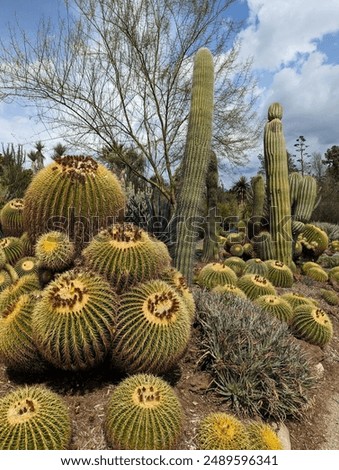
[240,0,339,70]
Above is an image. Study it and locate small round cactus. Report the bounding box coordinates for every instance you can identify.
[0,385,71,449]
[197,263,238,289]
[112,280,191,374]
[225,232,244,249]
[35,231,76,271]
[212,284,247,299]
[14,257,38,277]
[0,198,24,237]
[0,269,12,292]
[301,261,320,274]
[32,269,119,370]
[306,267,329,283]
[242,242,254,258]
[300,224,328,257]
[0,273,40,311]
[161,268,195,321]
[223,257,246,276]
[0,293,43,372]
[196,412,250,450]
[244,258,269,277]
[320,289,339,306]
[290,304,333,347]
[237,274,276,301]
[246,421,283,450]
[265,260,294,288]
[281,292,317,310]
[83,223,171,292]
[20,232,35,257]
[254,295,294,323]
[0,237,23,265]
[104,374,183,450]
[229,244,244,257]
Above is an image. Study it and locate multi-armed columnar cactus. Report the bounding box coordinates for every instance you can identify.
[23,155,126,247]
[173,47,214,284]
[264,103,292,267]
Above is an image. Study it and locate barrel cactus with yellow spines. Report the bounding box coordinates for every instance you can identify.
[35,231,75,272]
[0,269,12,292]
[320,289,339,306]
[0,385,71,450]
[306,267,329,283]
[237,274,276,301]
[83,223,171,293]
[290,304,333,347]
[0,293,44,373]
[229,243,244,257]
[0,273,40,311]
[265,260,294,288]
[263,103,292,267]
[244,258,269,277]
[254,295,294,323]
[246,422,283,450]
[212,284,247,300]
[0,198,24,237]
[20,232,35,257]
[252,231,276,261]
[301,261,320,274]
[23,155,126,247]
[14,257,38,277]
[223,256,246,277]
[112,280,191,375]
[197,263,238,289]
[161,268,195,321]
[281,292,317,311]
[0,237,23,265]
[32,269,119,371]
[196,412,250,450]
[300,224,328,258]
[104,374,183,450]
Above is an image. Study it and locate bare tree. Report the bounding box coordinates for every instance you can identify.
[0,0,261,206]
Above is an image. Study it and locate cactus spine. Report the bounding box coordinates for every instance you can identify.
[264,103,292,267]
[173,47,214,284]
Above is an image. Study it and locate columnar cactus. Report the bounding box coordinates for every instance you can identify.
[104,374,183,450]
[202,151,220,262]
[294,175,317,223]
[23,155,126,247]
[173,47,214,284]
[264,103,292,267]
[249,174,266,239]
[0,385,71,449]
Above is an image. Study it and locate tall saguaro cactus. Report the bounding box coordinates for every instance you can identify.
[173,48,214,283]
[264,103,292,266]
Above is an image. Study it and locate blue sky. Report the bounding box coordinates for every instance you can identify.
[1,0,339,184]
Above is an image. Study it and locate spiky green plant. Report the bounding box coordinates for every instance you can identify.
[226,232,245,249]
[329,266,339,278]
[265,260,294,288]
[0,385,71,449]
[263,103,292,266]
[301,261,320,274]
[0,198,24,237]
[20,232,35,256]
[280,292,317,311]
[161,268,195,321]
[112,280,191,375]
[0,237,23,265]
[243,242,254,259]
[246,422,283,450]
[229,244,244,257]
[223,257,246,277]
[196,413,250,450]
[244,258,269,277]
[212,284,247,300]
[14,257,38,277]
[289,172,303,210]
[104,374,183,450]
[0,269,12,292]
[197,263,238,289]
[237,274,276,300]
[254,295,294,323]
[173,47,214,284]
[0,293,43,372]
[300,224,329,258]
[195,290,316,420]
[306,267,329,283]
[0,273,40,311]
[320,289,339,306]
[290,304,333,347]
[294,175,317,223]
[35,231,75,272]
[83,223,171,293]
[23,155,126,247]
[32,269,119,370]
[252,231,276,261]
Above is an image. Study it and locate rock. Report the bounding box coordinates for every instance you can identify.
[271,422,291,450]
[314,362,325,380]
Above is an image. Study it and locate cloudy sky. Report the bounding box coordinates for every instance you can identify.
[0,0,339,182]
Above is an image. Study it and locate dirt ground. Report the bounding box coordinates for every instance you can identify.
[0,275,339,451]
